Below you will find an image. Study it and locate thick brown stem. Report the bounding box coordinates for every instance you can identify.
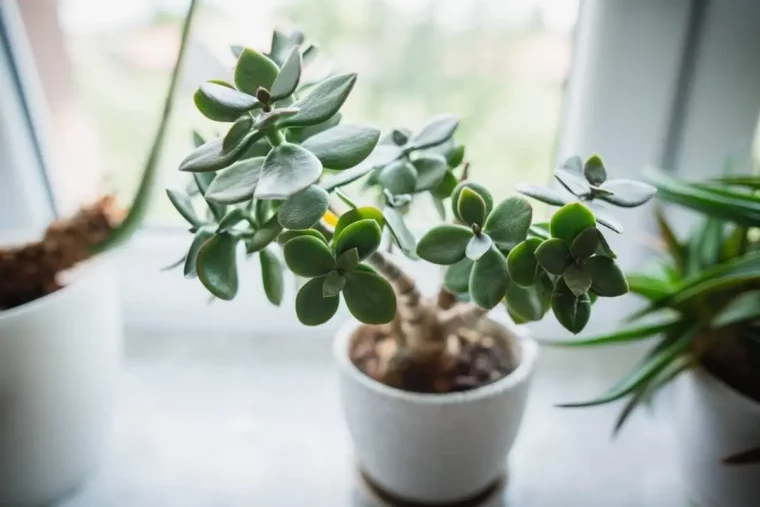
[436,287,457,310]
[439,302,488,335]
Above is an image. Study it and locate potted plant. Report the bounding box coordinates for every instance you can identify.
[546,167,760,507]
[0,3,197,505]
[168,28,655,504]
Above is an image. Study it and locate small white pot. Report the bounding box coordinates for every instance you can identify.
[674,367,760,507]
[334,318,538,504]
[0,258,121,507]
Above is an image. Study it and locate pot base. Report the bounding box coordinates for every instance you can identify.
[360,468,507,506]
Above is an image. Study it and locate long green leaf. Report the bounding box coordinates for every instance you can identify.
[711,175,760,190]
[92,0,199,253]
[654,205,684,272]
[626,273,675,302]
[539,319,680,347]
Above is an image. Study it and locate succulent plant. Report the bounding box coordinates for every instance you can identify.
[167,28,655,386]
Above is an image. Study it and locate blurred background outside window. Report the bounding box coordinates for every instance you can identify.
[18,0,579,224]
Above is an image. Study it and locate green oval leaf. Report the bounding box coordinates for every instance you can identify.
[505,282,546,322]
[196,233,240,300]
[444,258,474,293]
[379,160,418,195]
[253,108,300,131]
[465,234,492,261]
[507,237,543,287]
[561,155,583,174]
[432,170,457,199]
[216,208,249,233]
[184,226,215,278]
[205,157,264,204]
[234,48,279,96]
[277,229,327,246]
[457,187,487,227]
[413,154,448,191]
[296,277,339,326]
[555,169,590,196]
[334,219,382,260]
[599,179,657,208]
[343,270,396,324]
[319,163,376,192]
[550,202,596,243]
[484,196,533,249]
[563,264,592,296]
[336,248,360,273]
[416,224,473,265]
[166,189,201,227]
[283,236,335,277]
[409,114,459,150]
[535,238,571,275]
[269,48,302,101]
[277,185,329,230]
[551,279,591,334]
[259,247,284,305]
[223,116,254,153]
[322,270,346,298]
[383,207,417,259]
[451,182,493,221]
[586,256,629,297]
[255,143,323,200]
[278,73,357,128]
[246,215,283,253]
[583,154,607,185]
[516,183,569,207]
[446,144,465,168]
[469,247,509,309]
[301,123,380,170]
[179,132,263,173]
[570,226,600,259]
[595,209,624,234]
[194,81,259,122]
[333,207,385,241]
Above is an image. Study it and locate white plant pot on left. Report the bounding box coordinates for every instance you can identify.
[0,254,121,507]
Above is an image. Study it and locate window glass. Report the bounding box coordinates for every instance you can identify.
[46,0,578,224]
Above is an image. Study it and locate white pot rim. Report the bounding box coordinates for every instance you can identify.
[691,363,760,415]
[333,317,539,405]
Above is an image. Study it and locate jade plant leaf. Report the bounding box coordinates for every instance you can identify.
[570,227,600,259]
[451,182,493,221]
[484,196,533,250]
[184,225,215,278]
[599,179,657,207]
[465,234,492,261]
[269,48,302,101]
[277,229,327,246]
[594,209,624,234]
[259,247,284,305]
[416,225,473,265]
[255,143,323,199]
[333,207,385,241]
[383,207,417,259]
[322,270,345,297]
[506,282,545,322]
[301,124,380,170]
[216,208,249,233]
[246,215,283,253]
[379,160,417,195]
[205,157,264,204]
[432,170,458,199]
[234,48,279,95]
[320,164,376,192]
[296,277,339,326]
[409,114,459,150]
[194,81,260,122]
[457,187,487,227]
[550,202,596,243]
[334,219,382,260]
[507,237,543,287]
[586,256,629,296]
[335,248,359,272]
[469,247,509,309]
[583,155,607,185]
[166,189,202,227]
[283,235,335,277]
[535,238,572,275]
[444,257,474,293]
[277,185,329,230]
[446,144,465,167]
[413,155,448,191]
[563,265,592,296]
[179,133,263,173]
[278,73,357,128]
[552,278,591,334]
[561,155,583,174]
[223,116,253,153]
[196,232,240,300]
[343,270,396,324]
[516,183,568,207]
[555,169,590,196]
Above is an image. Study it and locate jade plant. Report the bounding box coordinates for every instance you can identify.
[547,166,760,462]
[167,29,655,389]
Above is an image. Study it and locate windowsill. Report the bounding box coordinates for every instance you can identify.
[58,326,687,506]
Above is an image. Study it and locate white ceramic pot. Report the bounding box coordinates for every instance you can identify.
[0,258,121,507]
[335,318,538,504]
[674,367,760,507]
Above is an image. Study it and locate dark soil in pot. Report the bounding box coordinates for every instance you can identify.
[349,319,520,394]
[700,327,760,403]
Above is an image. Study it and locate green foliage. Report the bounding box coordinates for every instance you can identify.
[277,185,329,229]
[301,124,380,169]
[234,48,279,95]
[416,225,473,265]
[343,269,396,324]
[550,202,596,243]
[469,247,509,309]
[457,187,487,227]
[283,236,335,277]
[507,238,542,287]
[334,219,382,260]
[296,277,339,325]
[278,74,357,128]
[196,233,240,300]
